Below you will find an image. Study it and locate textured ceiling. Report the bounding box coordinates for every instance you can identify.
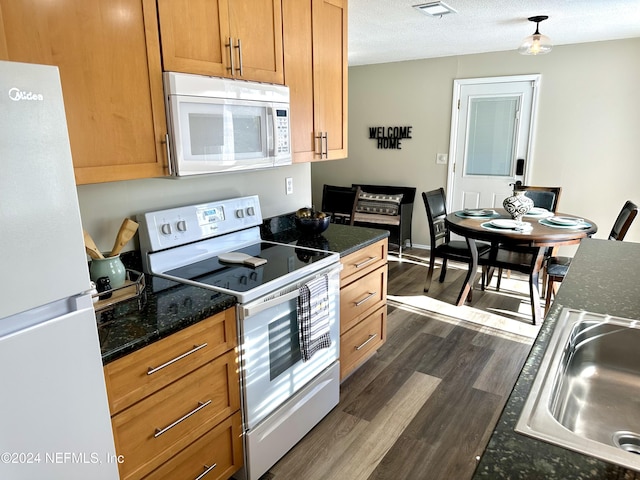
[348,0,640,66]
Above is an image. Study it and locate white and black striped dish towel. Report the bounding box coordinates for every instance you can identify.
[297,274,331,361]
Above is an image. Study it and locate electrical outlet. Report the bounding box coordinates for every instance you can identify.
[436,153,448,165]
[285,177,294,195]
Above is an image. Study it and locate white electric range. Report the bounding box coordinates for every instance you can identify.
[138,195,341,480]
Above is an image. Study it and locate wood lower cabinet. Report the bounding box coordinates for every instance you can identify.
[0,0,167,184]
[282,0,347,162]
[157,0,284,84]
[142,413,242,480]
[104,308,242,480]
[339,238,388,380]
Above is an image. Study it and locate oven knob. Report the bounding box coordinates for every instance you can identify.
[246,206,255,216]
[235,209,245,218]
[176,220,187,232]
[160,223,172,235]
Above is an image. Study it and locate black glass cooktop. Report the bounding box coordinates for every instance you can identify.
[164,241,334,293]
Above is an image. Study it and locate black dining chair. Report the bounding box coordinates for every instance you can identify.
[545,200,639,313]
[321,184,358,225]
[422,188,491,293]
[491,185,562,293]
[515,184,562,212]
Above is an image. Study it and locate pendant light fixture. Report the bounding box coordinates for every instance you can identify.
[518,16,553,55]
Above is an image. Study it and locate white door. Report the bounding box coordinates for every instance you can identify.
[447,75,540,212]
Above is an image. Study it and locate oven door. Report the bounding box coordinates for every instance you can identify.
[238,265,340,430]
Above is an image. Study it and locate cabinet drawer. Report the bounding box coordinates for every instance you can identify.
[340,265,387,334]
[105,308,236,414]
[113,350,240,480]
[340,306,387,380]
[340,239,387,285]
[142,412,243,480]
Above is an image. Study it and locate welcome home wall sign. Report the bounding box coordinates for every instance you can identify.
[369,126,413,149]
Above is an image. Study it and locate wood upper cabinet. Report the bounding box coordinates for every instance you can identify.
[157,0,284,84]
[283,0,348,162]
[0,0,168,184]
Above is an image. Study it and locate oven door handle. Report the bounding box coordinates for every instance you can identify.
[242,289,301,318]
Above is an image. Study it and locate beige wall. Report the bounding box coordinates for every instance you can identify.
[311,38,640,249]
[77,162,312,254]
[78,37,640,255]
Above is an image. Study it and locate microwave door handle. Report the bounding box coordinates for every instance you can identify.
[163,133,173,176]
[267,108,275,158]
[242,289,300,318]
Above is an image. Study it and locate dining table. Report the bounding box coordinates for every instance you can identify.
[445,208,598,325]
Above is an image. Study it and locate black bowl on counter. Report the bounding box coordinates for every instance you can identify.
[294,208,331,235]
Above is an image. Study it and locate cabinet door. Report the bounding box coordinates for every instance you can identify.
[312,0,348,160]
[142,412,243,480]
[282,0,347,163]
[158,0,283,84]
[340,306,386,380]
[0,0,167,184]
[157,0,231,78]
[282,0,315,162]
[229,0,284,84]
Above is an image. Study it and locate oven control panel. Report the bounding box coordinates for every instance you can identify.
[137,195,263,253]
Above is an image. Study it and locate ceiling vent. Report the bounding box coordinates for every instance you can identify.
[413,1,457,18]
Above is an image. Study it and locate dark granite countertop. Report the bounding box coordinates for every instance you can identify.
[261,212,390,257]
[97,251,237,365]
[98,274,237,365]
[473,238,640,479]
[98,216,388,365]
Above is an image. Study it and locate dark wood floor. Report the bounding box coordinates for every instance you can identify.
[262,249,535,480]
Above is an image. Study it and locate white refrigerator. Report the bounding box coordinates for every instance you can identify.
[0,61,118,479]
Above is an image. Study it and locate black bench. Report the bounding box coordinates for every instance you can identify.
[351,184,416,254]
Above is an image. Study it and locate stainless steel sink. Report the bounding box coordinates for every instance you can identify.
[516,308,640,471]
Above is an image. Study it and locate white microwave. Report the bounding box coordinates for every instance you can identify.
[163,72,291,177]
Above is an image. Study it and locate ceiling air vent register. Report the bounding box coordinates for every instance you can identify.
[413,2,457,18]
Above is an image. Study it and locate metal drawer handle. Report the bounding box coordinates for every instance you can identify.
[195,463,218,480]
[354,256,377,268]
[355,292,376,306]
[355,334,377,351]
[154,400,212,438]
[147,343,208,375]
